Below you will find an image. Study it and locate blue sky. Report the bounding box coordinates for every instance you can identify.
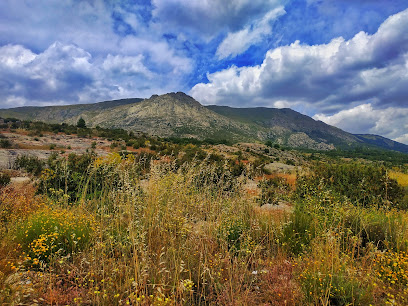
[0,0,408,143]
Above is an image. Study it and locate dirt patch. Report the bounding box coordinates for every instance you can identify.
[0,132,112,169]
[264,162,299,173]
[10,177,31,184]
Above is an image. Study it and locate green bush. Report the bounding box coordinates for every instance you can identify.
[0,139,11,148]
[218,218,249,251]
[0,172,11,187]
[297,162,403,208]
[14,155,44,176]
[258,177,290,205]
[16,207,94,264]
[38,153,95,201]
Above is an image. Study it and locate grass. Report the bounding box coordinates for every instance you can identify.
[1,153,408,305]
[390,170,408,187]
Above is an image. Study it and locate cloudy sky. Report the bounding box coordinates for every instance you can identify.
[1,0,408,143]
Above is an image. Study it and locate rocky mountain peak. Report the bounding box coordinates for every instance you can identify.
[148,92,202,108]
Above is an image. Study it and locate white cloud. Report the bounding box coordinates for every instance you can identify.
[0,0,193,101]
[0,42,186,107]
[314,104,408,144]
[216,7,286,59]
[0,44,36,67]
[0,0,118,54]
[191,8,408,112]
[152,0,286,40]
[103,54,152,77]
[119,36,192,75]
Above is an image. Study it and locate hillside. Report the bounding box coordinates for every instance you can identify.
[207,106,358,149]
[0,98,143,122]
[1,92,408,152]
[354,134,408,154]
[86,92,257,142]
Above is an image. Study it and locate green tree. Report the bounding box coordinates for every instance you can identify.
[77,117,86,128]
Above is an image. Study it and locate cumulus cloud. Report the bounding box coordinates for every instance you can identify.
[216,7,286,59]
[0,0,194,107]
[0,1,119,54]
[314,104,408,144]
[191,8,408,112]
[0,42,187,108]
[152,0,286,40]
[102,54,152,77]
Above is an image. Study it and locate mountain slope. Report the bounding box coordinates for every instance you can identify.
[354,134,408,154]
[0,92,407,152]
[206,105,358,148]
[0,98,143,122]
[87,92,257,142]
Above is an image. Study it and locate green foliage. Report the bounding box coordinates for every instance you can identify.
[0,172,11,187]
[281,202,317,255]
[14,155,44,176]
[321,147,408,165]
[297,162,404,208]
[258,177,290,205]
[218,218,249,251]
[176,144,207,166]
[0,139,11,148]
[37,153,96,201]
[16,207,93,264]
[76,117,86,128]
[229,160,245,177]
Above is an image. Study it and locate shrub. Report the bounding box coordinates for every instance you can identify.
[38,153,95,200]
[14,155,44,176]
[218,218,249,252]
[76,117,86,128]
[281,204,317,255]
[297,162,404,208]
[258,177,291,205]
[0,172,11,187]
[16,206,94,265]
[0,139,11,148]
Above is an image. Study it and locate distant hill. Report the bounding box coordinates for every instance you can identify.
[206,106,358,148]
[0,98,143,122]
[1,92,407,152]
[354,134,408,154]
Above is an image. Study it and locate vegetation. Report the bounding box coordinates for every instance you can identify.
[1,120,408,305]
[76,117,86,128]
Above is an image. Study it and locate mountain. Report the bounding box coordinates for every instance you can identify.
[354,134,408,153]
[0,98,143,122]
[86,92,256,142]
[0,92,407,152]
[206,106,358,148]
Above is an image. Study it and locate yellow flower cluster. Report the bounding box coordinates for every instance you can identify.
[93,152,123,168]
[374,250,408,287]
[18,205,96,265]
[28,232,59,262]
[182,279,194,291]
[389,171,408,187]
[93,152,136,168]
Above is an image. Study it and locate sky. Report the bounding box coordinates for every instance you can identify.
[0,0,408,143]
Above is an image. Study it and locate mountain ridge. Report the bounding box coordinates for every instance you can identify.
[0,92,407,153]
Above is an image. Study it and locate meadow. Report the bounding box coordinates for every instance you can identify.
[1,123,408,305]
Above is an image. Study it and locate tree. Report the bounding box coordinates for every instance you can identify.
[77,117,86,128]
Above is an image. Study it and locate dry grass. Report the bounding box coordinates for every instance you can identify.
[1,154,408,305]
[390,170,408,187]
